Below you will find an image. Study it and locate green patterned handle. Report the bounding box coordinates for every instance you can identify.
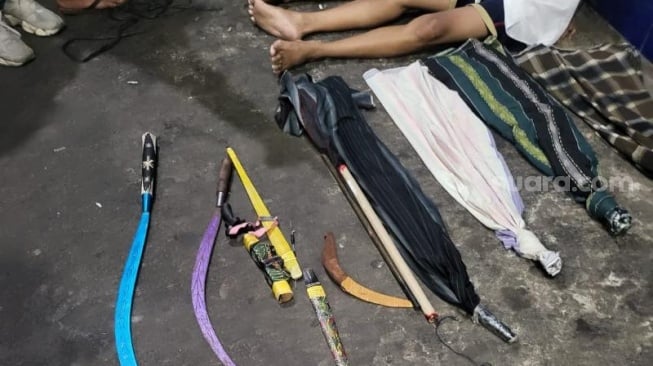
[304,269,349,366]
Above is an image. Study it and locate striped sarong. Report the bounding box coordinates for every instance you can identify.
[513,43,653,176]
[423,39,631,236]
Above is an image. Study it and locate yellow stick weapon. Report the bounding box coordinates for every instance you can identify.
[226,147,303,280]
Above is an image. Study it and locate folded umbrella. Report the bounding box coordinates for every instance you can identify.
[275,71,516,343]
[424,39,632,236]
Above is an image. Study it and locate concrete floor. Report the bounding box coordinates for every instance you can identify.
[1,2,651,365]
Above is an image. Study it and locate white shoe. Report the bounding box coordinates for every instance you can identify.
[0,12,34,66]
[3,0,64,36]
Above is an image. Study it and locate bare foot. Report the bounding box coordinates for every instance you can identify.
[270,39,317,74]
[249,0,304,41]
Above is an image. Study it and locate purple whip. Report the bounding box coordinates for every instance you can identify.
[191,157,236,365]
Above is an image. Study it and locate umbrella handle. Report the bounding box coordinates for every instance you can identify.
[474,305,517,344]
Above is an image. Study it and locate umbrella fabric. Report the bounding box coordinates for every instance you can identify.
[275,72,480,314]
[423,39,632,236]
[363,62,561,276]
[513,43,653,175]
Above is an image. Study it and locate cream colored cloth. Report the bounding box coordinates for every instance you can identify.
[364,62,561,276]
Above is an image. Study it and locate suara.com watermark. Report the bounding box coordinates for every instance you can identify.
[494,175,640,193]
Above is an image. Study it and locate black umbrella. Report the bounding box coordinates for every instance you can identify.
[275,71,516,343]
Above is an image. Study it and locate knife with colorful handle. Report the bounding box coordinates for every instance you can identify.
[304,268,349,366]
[225,147,302,280]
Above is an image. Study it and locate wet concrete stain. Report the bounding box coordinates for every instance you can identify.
[501,286,533,311]
[575,318,608,339]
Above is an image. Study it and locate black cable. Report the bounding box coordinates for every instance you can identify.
[434,315,492,366]
[62,0,219,62]
[62,18,141,62]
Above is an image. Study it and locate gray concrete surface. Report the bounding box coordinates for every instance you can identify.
[0,2,651,365]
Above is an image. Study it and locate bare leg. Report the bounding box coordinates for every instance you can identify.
[249,0,454,40]
[269,6,488,73]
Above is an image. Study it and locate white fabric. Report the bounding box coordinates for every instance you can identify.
[504,0,580,46]
[364,62,561,276]
[516,228,561,275]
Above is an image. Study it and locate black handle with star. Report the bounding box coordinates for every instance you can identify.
[141,132,157,195]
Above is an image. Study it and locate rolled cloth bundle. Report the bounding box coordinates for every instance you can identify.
[364,62,561,276]
[275,71,516,343]
[424,39,632,236]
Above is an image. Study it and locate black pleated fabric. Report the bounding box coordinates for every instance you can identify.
[276,72,480,314]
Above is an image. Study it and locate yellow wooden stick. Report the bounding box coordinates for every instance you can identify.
[339,165,437,322]
[226,147,302,280]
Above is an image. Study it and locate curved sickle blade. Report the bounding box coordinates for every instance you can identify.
[322,232,413,308]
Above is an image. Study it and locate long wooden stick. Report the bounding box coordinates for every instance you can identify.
[338,165,437,322]
[320,155,420,310]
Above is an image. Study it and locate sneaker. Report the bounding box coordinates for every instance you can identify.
[0,12,35,66]
[3,0,64,37]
